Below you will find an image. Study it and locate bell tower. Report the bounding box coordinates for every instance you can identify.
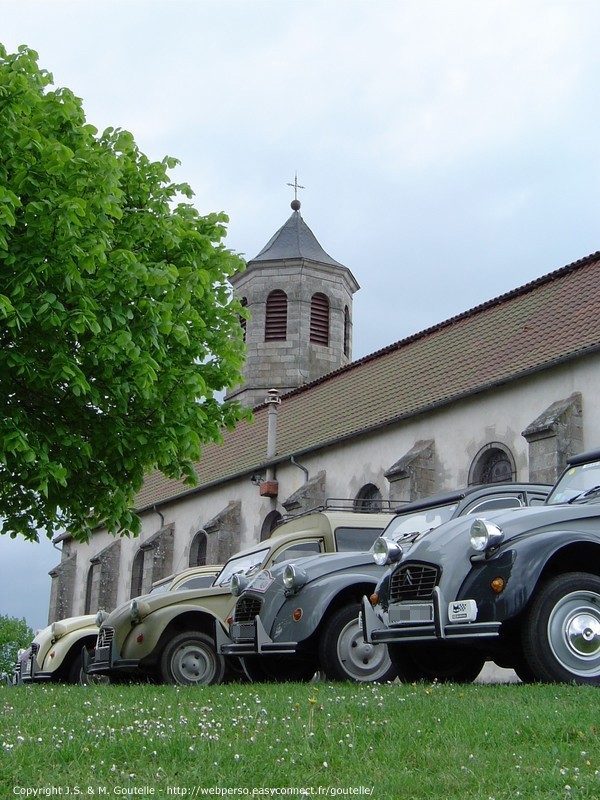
[227,196,359,408]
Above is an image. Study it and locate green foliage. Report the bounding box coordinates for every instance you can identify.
[0,45,249,542]
[0,614,33,676]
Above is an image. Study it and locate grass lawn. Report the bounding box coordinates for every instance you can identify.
[2,679,600,799]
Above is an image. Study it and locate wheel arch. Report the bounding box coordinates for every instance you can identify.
[55,634,98,679]
[304,580,377,648]
[149,612,220,666]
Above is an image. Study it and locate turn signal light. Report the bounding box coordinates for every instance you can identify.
[293,608,303,622]
[370,593,379,606]
[50,651,56,659]
[491,577,505,594]
[226,615,233,626]
[136,633,144,644]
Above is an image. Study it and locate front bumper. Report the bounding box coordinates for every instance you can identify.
[83,628,141,677]
[217,616,299,656]
[361,586,501,645]
[16,646,55,683]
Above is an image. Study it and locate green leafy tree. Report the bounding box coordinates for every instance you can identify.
[0,614,34,677]
[0,45,248,542]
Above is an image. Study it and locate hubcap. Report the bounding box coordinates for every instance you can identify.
[337,618,391,681]
[548,591,600,676]
[172,643,215,684]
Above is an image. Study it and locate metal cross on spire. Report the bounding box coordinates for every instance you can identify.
[287,173,305,201]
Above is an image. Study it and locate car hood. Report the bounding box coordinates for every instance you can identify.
[405,502,600,562]
[262,550,374,584]
[104,585,233,625]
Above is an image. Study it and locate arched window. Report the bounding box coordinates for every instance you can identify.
[189,530,208,567]
[261,510,283,541]
[343,305,351,357]
[310,293,330,346]
[265,290,288,341]
[469,443,516,485]
[354,483,383,513]
[130,549,145,599]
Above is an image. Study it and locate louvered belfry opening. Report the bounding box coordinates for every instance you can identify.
[265,290,288,341]
[239,297,248,342]
[310,292,330,345]
[343,305,350,356]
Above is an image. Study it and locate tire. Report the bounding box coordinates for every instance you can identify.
[241,656,318,683]
[388,642,485,683]
[159,631,225,686]
[66,651,84,684]
[71,646,111,685]
[521,572,600,685]
[318,603,397,683]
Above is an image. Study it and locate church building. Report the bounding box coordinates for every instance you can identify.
[48,200,600,622]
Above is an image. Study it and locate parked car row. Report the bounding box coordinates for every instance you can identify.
[14,564,222,685]
[83,508,395,685]
[217,482,550,682]
[17,449,600,687]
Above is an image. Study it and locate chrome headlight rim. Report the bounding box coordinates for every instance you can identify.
[470,518,504,553]
[372,537,403,567]
[231,572,249,597]
[282,563,307,593]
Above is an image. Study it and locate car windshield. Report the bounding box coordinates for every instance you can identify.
[547,459,600,504]
[213,548,270,587]
[376,502,458,547]
[149,579,173,595]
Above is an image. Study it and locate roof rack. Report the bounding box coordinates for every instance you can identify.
[281,498,401,521]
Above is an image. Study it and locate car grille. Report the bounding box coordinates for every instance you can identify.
[97,627,115,649]
[234,596,263,623]
[389,562,440,603]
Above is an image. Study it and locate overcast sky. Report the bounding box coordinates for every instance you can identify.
[2,0,600,631]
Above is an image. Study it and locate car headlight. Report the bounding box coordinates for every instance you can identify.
[470,519,504,553]
[231,572,249,597]
[51,622,67,640]
[95,609,109,628]
[282,563,307,593]
[372,537,404,566]
[129,599,152,623]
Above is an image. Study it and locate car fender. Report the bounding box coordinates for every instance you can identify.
[120,599,235,661]
[457,529,600,623]
[270,567,382,646]
[38,628,98,673]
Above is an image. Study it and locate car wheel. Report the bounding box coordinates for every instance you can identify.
[521,572,600,684]
[159,631,225,686]
[318,603,397,683]
[388,643,485,683]
[240,656,318,683]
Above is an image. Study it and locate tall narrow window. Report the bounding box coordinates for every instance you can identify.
[84,564,95,614]
[343,305,351,356]
[130,549,144,599]
[265,290,288,341]
[310,293,329,345]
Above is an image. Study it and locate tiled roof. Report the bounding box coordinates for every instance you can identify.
[134,251,600,511]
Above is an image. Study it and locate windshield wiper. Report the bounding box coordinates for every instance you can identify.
[568,485,600,503]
